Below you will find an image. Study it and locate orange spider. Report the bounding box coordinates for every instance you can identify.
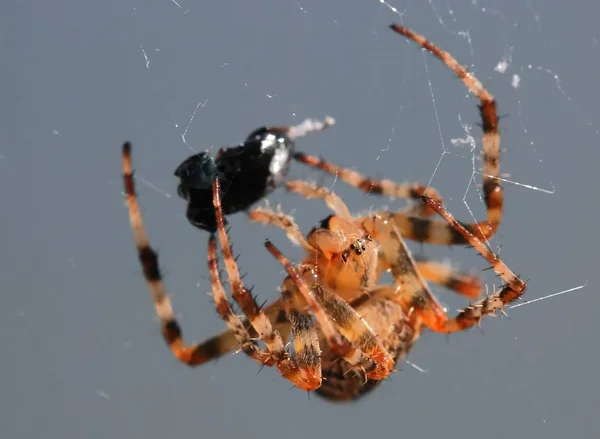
[121,23,526,402]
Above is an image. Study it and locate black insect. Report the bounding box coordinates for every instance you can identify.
[174,117,334,232]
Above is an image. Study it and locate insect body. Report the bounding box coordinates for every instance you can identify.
[174,118,334,232]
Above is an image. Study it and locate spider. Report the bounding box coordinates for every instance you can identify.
[122,23,527,402]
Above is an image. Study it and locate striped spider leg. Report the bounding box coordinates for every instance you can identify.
[123,142,330,391]
[293,23,503,245]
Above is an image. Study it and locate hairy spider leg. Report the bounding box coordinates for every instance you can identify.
[292,24,502,246]
[124,142,325,391]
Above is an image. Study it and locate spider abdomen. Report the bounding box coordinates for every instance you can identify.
[316,297,419,402]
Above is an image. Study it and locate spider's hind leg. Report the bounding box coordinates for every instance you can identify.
[123,142,245,366]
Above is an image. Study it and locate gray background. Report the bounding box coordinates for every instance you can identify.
[3,1,599,438]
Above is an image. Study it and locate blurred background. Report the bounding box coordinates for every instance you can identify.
[2,1,599,438]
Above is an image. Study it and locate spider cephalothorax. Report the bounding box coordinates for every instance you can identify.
[122,23,526,403]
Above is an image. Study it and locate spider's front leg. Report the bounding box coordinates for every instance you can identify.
[212,178,322,391]
[418,196,527,332]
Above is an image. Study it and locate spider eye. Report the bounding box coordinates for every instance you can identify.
[341,250,349,262]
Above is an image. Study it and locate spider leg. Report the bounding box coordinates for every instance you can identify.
[362,214,450,330]
[123,142,253,365]
[123,143,315,387]
[365,209,481,300]
[375,249,481,300]
[170,297,292,366]
[279,289,322,388]
[248,206,313,251]
[419,196,527,332]
[206,258,320,390]
[358,24,503,246]
[207,235,275,365]
[212,178,322,390]
[293,153,443,217]
[285,180,353,220]
[283,181,478,252]
[266,241,395,381]
[414,258,481,299]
